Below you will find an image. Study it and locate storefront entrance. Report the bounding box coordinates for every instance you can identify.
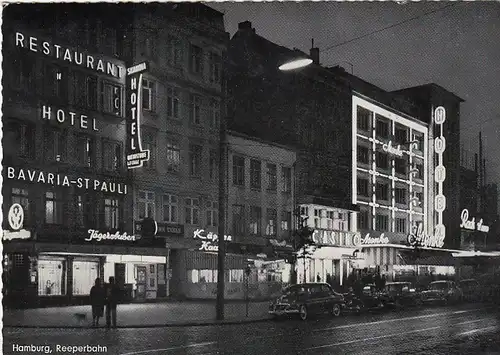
[135,266,147,300]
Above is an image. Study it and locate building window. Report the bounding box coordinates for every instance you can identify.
[188,144,202,177]
[357,178,369,197]
[376,116,390,138]
[162,194,178,223]
[142,79,156,112]
[208,99,220,129]
[101,27,117,56]
[209,52,221,84]
[185,198,200,225]
[12,187,30,226]
[137,191,155,220]
[74,72,97,109]
[102,141,122,171]
[166,36,183,67]
[281,210,291,235]
[266,208,277,236]
[358,209,370,230]
[376,183,389,201]
[189,44,203,75]
[396,218,407,233]
[166,140,181,173]
[4,121,35,159]
[101,82,122,116]
[74,194,91,227]
[76,135,94,168]
[376,151,389,170]
[11,55,35,92]
[415,163,424,180]
[415,192,424,207]
[357,145,370,164]
[282,167,292,193]
[357,106,371,131]
[395,127,408,145]
[267,163,277,191]
[233,156,245,186]
[209,149,218,180]
[395,188,407,204]
[375,214,389,232]
[412,132,424,151]
[249,206,261,235]
[142,31,158,59]
[232,204,245,235]
[43,63,68,102]
[166,86,181,120]
[45,191,64,224]
[142,131,156,169]
[190,94,202,125]
[250,159,261,189]
[206,200,218,227]
[104,198,120,229]
[44,129,66,163]
[395,158,407,175]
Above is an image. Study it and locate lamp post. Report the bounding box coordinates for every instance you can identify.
[216,113,227,321]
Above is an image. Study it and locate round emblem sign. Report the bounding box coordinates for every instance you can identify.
[8,203,24,231]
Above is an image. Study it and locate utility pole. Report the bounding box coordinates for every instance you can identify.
[216,115,227,320]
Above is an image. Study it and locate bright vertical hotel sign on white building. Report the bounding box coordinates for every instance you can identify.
[433,106,447,246]
[126,62,150,169]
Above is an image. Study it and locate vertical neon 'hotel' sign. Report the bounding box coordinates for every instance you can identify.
[433,106,447,244]
[126,62,150,169]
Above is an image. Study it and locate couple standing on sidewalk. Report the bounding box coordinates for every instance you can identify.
[89,277,120,328]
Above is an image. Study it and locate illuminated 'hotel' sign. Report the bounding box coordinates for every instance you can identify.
[126,62,150,169]
[433,106,447,243]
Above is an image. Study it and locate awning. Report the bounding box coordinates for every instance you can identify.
[398,249,456,266]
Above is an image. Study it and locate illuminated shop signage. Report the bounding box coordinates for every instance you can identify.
[15,32,124,78]
[460,209,490,233]
[382,141,404,157]
[6,167,128,195]
[433,106,447,244]
[361,233,389,245]
[41,105,99,131]
[85,229,137,242]
[3,204,31,241]
[193,229,232,252]
[312,230,361,247]
[126,62,150,169]
[407,222,444,248]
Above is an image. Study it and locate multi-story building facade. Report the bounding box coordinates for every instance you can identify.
[2,4,168,308]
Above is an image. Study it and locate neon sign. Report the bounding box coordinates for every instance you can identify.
[408,222,444,248]
[361,233,389,245]
[85,229,137,242]
[460,209,490,233]
[433,106,447,245]
[193,229,232,252]
[3,204,31,241]
[382,141,404,157]
[41,105,99,131]
[6,166,128,195]
[126,62,150,169]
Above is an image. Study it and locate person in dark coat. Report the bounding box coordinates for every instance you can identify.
[90,278,105,327]
[105,276,120,328]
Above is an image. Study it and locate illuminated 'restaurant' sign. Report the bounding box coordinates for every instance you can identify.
[126,62,150,169]
[460,209,490,233]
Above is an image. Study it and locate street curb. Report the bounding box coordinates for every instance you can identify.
[3,317,273,329]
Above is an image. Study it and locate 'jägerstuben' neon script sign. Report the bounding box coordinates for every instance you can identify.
[126,62,150,169]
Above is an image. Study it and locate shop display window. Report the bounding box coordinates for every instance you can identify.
[72,260,99,295]
[38,258,66,296]
[229,269,243,283]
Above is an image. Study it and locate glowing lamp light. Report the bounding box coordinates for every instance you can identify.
[278,58,313,71]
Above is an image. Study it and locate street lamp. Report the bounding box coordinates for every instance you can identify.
[279,58,313,71]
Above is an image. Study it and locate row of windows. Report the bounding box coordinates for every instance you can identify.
[357,106,425,149]
[357,178,424,206]
[299,207,350,231]
[4,121,122,171]
[357,210,420,234]
[188,269,243,284]
[141,34,222,85]
[357,146,424,177]
[11,187,122,230]
[232,156,292,193]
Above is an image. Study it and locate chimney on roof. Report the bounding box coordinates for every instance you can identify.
[310,39,319,65]
[238,21,255,33]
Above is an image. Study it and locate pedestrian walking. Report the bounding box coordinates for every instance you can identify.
[90,277,105,327]
[105,276,120,328]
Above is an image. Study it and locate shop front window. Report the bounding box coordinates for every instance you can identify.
[38,258,66,296]
[229,270,244,283]
[189,269,217,283]
[72,260,99,295]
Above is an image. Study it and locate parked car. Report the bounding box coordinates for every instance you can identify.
[384,282,423,308]
[343,284,388,313]
[421,280,463,305]
[459,279,481,303]
[269,283,345,321]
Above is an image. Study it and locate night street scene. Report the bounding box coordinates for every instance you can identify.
[2,2,500,354]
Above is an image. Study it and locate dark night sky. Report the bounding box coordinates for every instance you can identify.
[210,1,500,197]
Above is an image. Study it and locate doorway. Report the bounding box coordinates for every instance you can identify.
[135,266,147,300]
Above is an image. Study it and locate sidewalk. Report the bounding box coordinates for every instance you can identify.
[3,301,272,328]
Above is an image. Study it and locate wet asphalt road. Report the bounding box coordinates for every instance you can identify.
[4,303,500,355]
